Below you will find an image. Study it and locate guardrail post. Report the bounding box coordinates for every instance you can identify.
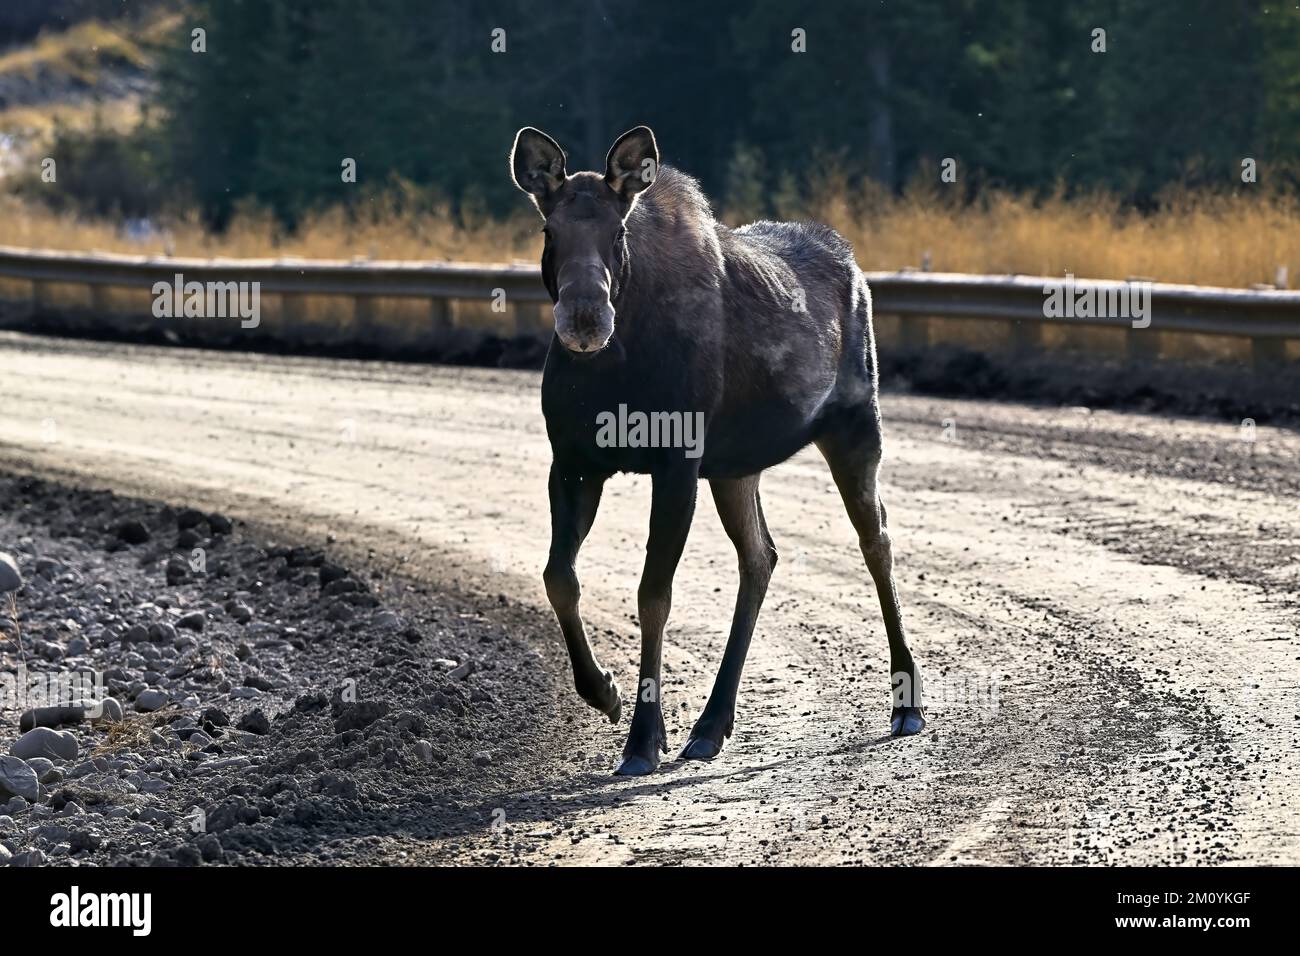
[1009,319,1043,353]
[354,294,380,343]
[32,279,55,317]
[281,292,308,334]
[430,297,452,330]
[514,301,549,337]
[90,283,113,317]
[899,315,929,351]
[1252,336,1286,368]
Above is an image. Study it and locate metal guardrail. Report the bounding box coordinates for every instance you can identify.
[1,245,1297,364]
[0,246,551,301]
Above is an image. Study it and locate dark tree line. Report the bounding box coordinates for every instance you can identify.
[155,0,1300,228]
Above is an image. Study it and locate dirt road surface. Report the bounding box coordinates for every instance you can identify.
[1,331,1297,866]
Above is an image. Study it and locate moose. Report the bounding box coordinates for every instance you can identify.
[510,125,924,776]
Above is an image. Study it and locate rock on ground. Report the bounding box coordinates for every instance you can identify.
[0,473,536,867]
[0,756,39,802]
[10,727,78,761]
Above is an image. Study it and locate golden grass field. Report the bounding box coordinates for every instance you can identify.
[0,191,543,265]
[3,181,1299,291]
[788,173,1300,290]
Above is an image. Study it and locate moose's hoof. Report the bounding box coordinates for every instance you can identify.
[595,684,622,724]
[603,695,622,725]
[613,752,660,776]
[679,736,722,760]
[679,713,733,761]
[891,707,925,737]
[614,710,668,776]
[579,671,623,724]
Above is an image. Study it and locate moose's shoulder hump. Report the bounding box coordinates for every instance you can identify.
[635,166,715,224]
[734,219,856,265]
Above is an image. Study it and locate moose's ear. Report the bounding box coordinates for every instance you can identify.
[511,127,567,200]
[604,126,659,203]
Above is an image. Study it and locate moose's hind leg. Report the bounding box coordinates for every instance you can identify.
[817,417,925,737]
[681,475,776,760]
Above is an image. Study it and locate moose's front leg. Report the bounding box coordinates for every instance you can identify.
[544,464,622,722]
[615,464,699,776]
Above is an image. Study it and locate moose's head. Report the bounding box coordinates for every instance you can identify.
[510,126,659,354]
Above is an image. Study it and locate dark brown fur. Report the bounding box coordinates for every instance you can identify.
[511,126,924,775]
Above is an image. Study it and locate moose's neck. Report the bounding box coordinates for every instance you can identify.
[615,176,724,333]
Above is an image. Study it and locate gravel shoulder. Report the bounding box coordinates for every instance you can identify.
[0,474,581,865]
[0,331,1296,866]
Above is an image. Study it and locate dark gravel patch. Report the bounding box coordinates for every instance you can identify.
[0,473,571,866]
[881,345,1300,427]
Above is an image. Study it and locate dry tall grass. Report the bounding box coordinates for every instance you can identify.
[0,191,544,264]
[0,18,158,83]
[3,180,1299,289]
[782,174,1300,289]
[0,98,143,144]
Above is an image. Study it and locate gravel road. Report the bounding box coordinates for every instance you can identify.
[0,331,1296,866]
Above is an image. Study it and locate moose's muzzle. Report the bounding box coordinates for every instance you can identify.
[553,264,615,353]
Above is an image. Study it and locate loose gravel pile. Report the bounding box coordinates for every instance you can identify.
[0,474,567,866]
